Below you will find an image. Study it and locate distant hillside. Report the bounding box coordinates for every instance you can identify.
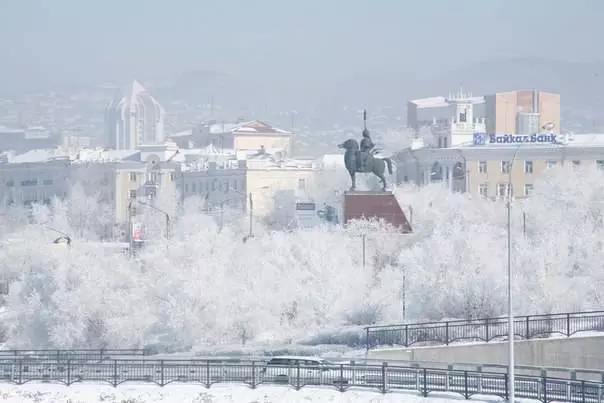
[413,57,604,109]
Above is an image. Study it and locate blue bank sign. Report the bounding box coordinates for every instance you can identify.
[473,133,558,146]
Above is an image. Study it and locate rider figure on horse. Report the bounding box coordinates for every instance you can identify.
[357,128,375,171]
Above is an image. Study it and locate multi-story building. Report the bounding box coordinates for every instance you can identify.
[171,120,293,157]
[104,80,166,150]
[484,90,560,135]
[407,90,485,132]
[245,157,320,216]
[395,133,604,199]
[180,159,248,209]
[408,90,561,140]
[0,157,72,206]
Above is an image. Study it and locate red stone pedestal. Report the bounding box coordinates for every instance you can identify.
[343,191,412,233]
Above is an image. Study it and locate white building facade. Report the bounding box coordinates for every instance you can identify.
[104,80,165,150]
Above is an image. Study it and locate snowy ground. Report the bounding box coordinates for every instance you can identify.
[0,383,543,403]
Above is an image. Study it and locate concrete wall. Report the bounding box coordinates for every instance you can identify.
[366,335,604,370]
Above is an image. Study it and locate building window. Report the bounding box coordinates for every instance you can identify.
[184,184,189,193]
[479,184,488,198]
[6,180,14,187]
[572,160,581,167]
[478,161,488,174]
[192,183,196,192]
[232,179,238,190]
[43,179,53,185]
[459,109,467,122]
[546,160,557,168]
[501,161,511,174]
[129,190,137,199]
[497,183,513,198]
[298,178,306,190]
[129,172,137,181]
[20,179,38,186]
[431,162,443,181]
[524,184,534,196]
[170,172,176,181]
[524,161,533,174]
[597,160,604,170]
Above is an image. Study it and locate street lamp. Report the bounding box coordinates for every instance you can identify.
[506,145,521,403]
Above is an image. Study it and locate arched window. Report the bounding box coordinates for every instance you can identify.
[453,162,465,180]
[430,162,443,181]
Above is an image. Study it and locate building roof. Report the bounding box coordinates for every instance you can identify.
[409,95,485,108]
[232,120,292,135]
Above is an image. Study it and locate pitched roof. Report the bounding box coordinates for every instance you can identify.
[232,120,292,135]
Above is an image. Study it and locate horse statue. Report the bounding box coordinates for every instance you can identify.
[337,138,393,191]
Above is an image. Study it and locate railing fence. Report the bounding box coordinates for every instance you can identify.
[365,310,604,350]
[0,358,601,402]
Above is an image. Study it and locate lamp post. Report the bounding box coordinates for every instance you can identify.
[362,233,366,268]
[506,145,521,403]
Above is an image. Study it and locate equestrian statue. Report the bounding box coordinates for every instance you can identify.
[337,110,393,191]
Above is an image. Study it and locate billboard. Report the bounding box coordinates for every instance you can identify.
[295,202,340,229]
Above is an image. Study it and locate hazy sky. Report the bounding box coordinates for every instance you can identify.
[1,0,603,92]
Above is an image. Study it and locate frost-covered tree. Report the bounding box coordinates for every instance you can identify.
[1,166,603,350]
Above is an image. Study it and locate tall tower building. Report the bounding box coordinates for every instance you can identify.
[484,90,560,135]
[104,80,165,150]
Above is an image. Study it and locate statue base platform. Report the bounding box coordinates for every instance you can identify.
[343,190,412,233]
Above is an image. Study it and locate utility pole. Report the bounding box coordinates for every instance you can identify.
[127,201,133,257]
[248,192,254,239]
[362,233,366,269]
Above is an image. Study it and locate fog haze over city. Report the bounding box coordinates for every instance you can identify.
[2,0,604,106]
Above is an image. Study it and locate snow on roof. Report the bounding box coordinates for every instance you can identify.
[9,149,69,163]
[246,156,317,169]
[169,129,193,138]
[232,120,292,135]
[410,95,485,108]
[75,149,140,162]
[562,133,604,146]
[409,96,449,108]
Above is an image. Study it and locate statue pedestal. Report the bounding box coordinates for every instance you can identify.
[343,191,412,233]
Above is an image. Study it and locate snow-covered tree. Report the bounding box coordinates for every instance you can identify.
[0,166,603,351]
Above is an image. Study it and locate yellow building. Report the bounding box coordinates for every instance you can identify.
[395,134,604,199]
[191,120,293,157]
[245,158,320,216]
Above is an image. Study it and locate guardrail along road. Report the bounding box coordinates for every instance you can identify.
[0,358,603,402]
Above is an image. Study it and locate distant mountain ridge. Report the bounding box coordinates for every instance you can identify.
[414,57,604,109]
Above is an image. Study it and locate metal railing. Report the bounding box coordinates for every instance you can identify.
[365,310,604,350]
[0,358,602,402]
[0,349,147,362]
